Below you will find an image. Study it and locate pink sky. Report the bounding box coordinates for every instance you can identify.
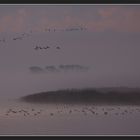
[0,6,140,33]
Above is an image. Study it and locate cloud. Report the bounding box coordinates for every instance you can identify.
[0,8,27,32]
[98,7,118,19]
[0,6,140,33]
[29,65,89,74]
[86,7,140,32]
[44,6,140,33]
[29,66,44,73]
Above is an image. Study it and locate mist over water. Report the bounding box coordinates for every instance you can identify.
[1,5,140,135]
[0,30,140,100]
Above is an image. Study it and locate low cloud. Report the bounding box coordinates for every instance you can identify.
[0,6,140,33]
[0,8,27,32]
[29,65,89,74]
[87,7,140,32]
[29,66,44,73]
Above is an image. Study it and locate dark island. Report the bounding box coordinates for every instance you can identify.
[20,87,140,105]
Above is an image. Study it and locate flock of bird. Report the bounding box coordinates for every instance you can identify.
[34,45,60,50]
[0,32,62,51]
[0,32,31,43]
[44,27,87,32]
[0,27,86,44]
[4,105,140,118]
[0,27,86,51]
[5,108,42,117]
[0,39,6,42]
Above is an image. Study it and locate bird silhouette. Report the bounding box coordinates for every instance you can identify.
[34,46,39,50]
[2,38,5,42]
[50,113,54,116]
[56,46,60,49]
[104,112,108,115]
[44,46,50,49]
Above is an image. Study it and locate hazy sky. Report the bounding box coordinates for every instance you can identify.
[0,5,140,32]
[0,5,140,99]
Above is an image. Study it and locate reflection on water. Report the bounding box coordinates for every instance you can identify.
[0,99,140,135]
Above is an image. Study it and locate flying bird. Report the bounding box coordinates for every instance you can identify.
[34,46,39,50]
[44,46,50,49]
[56,46,60,49]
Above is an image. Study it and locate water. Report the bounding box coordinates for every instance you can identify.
[0,98,140,135]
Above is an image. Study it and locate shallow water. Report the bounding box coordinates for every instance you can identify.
[0,99,140,135]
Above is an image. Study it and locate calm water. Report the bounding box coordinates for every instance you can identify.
[0,98,140,135]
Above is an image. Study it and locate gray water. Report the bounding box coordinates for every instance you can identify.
[0,99,140,135]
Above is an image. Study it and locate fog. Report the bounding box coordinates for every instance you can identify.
[1,5,140,135]
[0,30,140,100]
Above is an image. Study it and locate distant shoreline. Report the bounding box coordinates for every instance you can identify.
[19,87,140,105]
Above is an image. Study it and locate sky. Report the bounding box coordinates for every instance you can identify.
[0,5,140,33]
[0,5,140,99]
